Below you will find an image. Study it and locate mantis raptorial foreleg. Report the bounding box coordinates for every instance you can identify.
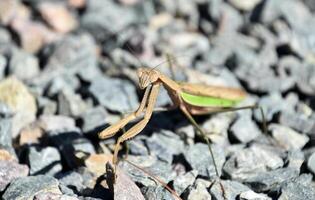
[113,83,161,168]
[99,86,151,139]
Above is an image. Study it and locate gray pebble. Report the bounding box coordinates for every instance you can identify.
[146,130,184,163]
[307,152,315,175]
[89,76,138,113]
[27,146,62,176]
[81,106,108,134]
[223,144,284,181]
[57,171,86,195]
[270,124,309,150]
[230,115,261,143]
[3,175,61,200]
[0,160,29,192]
[0,103,14,155]
[9,48,40,81]
[58,88,87,117]
[210,180,250,200]
[184,143,225,178]
[239,190,271,200]
[244,168,299,192]
[127,138,149,156]
[37,96,57,115]
[173,170,198,195]
[185,178,212,200]
[141,185,174,200]
[0,54,6,79]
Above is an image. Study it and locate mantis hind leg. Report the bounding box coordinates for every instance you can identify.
[180,105,226,199]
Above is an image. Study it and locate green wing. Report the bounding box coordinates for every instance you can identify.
[180,91,242,108]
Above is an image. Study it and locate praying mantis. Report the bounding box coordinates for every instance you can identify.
[98,55,265,182]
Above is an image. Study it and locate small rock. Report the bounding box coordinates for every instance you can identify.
[279,111,315,134]
[68,0,86,9]
[9,48,40,81]
[141,185,173,200]
[210,180,250,200]
[27,146,62,176]
[146,130,184,163]
[0,77,37,138]
[38,2,78,33]
[38,115,76,132]
[230,115,261,143]
[173,170,198,195]
[34,192,79,200]
[307,152,315,175]
[278,175,315,200]
[0,54,6,79]
[58,88,87,117]
[85,154,112,176]
[0,160,29,192]
[127,138,149,156]
[37,96,57,115]
[105,164,145,200]
[0,103,14,155]
[223,144,284,181]
[244,168,299,192]
[81,106,108,134]
[89,76,138,113]
[228,0,262,11]
[57,171,86,195]
[120,156,176,187]
[46,128,96,169]
[239,190,271,200]
[19,123,44,146]
[0,149,16,161]
[47,74,80,97]
[186,178,212,200]
[184,143,225,178]
[3,175,61,200]
[287,150,304,170]
[270,124,309,150]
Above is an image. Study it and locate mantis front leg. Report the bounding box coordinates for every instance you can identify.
[98,86,151,139]
[113,83,161,169]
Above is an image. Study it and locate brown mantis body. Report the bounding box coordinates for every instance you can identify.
[99,67,251,178]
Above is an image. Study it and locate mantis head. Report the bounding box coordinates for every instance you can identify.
[137,68,159,89]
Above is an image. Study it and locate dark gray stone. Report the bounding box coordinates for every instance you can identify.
[184,143,225,178]
[0,160,29,192]
[119,155,176,187]
[223,144,284,181]
[89,76,138,113]
[210,180,250,200]
[47,74,80,97]
[58,88,87,117]
[27,146,62,176]
[3,175,61,200]
[230,115,261,143]
[141,185,174,200]
[57,171,86,195]
[173,170,198,195]
[46,128,95,169]
[279,174,315,200]
[146,130,185,163]
[9,48,40,81]
[127,138,149,156]
[0,103,14,155]
[0,54,6,79]
[270,124,309,150]
[244,168,299,192]
[279,109,315,134]
[32,33,97,87]
[81,106,108,134]
[185,178,212,200]
[81,0,150,41]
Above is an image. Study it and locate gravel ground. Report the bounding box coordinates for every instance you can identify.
[1,0,315,200]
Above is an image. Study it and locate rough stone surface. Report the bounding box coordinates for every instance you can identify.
[27,146,62,176]
[0,77,37,137]
[3,175,61,200]
[0,160,29,192]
